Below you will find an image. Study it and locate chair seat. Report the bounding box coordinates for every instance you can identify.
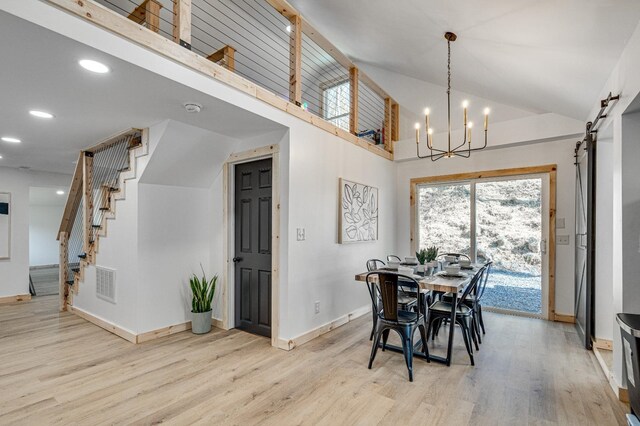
[442,292,477,304]
[429,300,472,316]
[378,309,423,324]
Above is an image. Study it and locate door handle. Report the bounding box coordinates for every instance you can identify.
[232,257,243,263]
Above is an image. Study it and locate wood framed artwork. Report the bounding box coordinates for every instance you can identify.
[0,192,10,259]
[339,178,378,243]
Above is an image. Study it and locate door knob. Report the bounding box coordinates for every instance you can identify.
[232,257,243,263]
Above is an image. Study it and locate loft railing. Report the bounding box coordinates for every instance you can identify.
[64,0,399,155]
[57,129,142,311]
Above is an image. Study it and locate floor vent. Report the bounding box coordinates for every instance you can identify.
[96,266,116,303]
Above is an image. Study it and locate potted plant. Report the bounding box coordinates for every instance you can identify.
[416,248,428,273]
[424,246,439,270]
[189,267,218,334]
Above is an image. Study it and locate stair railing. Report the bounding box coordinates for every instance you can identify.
[57,129,142,311]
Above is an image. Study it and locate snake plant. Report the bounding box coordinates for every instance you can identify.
[416,246,439,264]
[190,266,217,313]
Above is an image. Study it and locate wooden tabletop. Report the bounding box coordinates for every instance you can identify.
[354,268,476,294]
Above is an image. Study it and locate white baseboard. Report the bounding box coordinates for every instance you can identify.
[277,305,371,351]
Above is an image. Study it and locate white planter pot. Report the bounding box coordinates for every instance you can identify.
[191,310,212,334]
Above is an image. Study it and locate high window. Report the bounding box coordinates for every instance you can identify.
[322,80,350,131]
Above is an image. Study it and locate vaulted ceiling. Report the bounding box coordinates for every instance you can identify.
[288,0,640,120]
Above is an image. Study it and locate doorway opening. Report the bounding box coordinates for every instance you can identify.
[412,166,555,319]
[29,187,66,297]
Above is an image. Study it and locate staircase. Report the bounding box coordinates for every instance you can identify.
[57,128,148,311]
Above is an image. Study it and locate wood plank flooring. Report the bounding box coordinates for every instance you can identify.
[30,266,59,296]
[0,296,628,425]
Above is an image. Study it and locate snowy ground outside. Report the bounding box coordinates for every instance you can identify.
[483,268,541,314]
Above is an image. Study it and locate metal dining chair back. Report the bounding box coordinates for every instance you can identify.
[386,255,402,263]
[366,258,386,272]
[475,261,493,302]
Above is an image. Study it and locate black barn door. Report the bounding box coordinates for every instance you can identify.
[574,132,596,349]
[234,158,272,337]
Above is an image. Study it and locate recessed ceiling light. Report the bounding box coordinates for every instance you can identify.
[79,59,110,74]
[56,190,65,195]
[29,110,55,119]
[1,137,21,143]
[286,25,292,33]
[0,155,3,159]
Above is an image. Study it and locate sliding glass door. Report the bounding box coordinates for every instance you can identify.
[417,183,471,256]
[416,174,550,318]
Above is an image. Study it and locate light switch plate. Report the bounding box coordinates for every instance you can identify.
[557,234,570,245]
[297,228,305,241]
[557,217,565,229]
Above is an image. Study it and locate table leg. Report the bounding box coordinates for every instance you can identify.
[445,294,457,366]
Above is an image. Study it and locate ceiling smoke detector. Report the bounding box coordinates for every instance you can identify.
[184,103,202,113]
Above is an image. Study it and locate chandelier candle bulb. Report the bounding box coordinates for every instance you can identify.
[415,123,420,144]
[468,122,473,143]
[484,108,490,130]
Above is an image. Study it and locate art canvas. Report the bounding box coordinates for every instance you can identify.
[339,178,378,243]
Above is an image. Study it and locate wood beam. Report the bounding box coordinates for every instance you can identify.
[207,45,236,72]
[173,0,191,48]
[127,0,162,33]
[289,15,302,105]
[82,152,94,260]
[384,97,392,152]
[391,101,399,142]
[349,66,359,135]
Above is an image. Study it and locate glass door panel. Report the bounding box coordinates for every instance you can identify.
[476,178,543,314]
[417,183,471,256]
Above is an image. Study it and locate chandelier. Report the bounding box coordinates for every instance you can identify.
[415,32,490,161]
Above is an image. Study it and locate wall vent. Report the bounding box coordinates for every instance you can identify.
[96,266,116,303]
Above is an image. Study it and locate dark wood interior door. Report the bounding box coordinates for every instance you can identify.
[234,158,272,338]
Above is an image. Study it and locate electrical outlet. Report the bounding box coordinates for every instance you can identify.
[314,301,320,314]
[556,217,565,229]
[297,228,306,241]
[557,235,570,245]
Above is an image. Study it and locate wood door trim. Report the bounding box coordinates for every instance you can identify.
[409,164,558,321]
[223,145,281,348]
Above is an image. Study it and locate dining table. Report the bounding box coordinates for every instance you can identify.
[354,264,480,366]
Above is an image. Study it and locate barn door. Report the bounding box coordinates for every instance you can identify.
[574,131,595,349]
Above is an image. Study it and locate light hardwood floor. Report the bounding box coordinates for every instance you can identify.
[0,296,627,425]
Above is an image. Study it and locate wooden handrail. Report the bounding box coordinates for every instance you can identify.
[57,151,84,239]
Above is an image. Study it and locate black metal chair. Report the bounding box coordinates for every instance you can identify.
[441,261,492,344]
[366,272,428,381]
[366,259,417,340]
[437,252,471,262]
[426,265,486,366]
[386,255,402,263]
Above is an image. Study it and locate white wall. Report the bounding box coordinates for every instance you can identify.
[587,18,640,389]
[29,204,64,266]
[595,125,614,341]
[396,138,577,317]
[0,167,71,297]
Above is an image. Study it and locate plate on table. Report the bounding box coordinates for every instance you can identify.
[436,271,467,279]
